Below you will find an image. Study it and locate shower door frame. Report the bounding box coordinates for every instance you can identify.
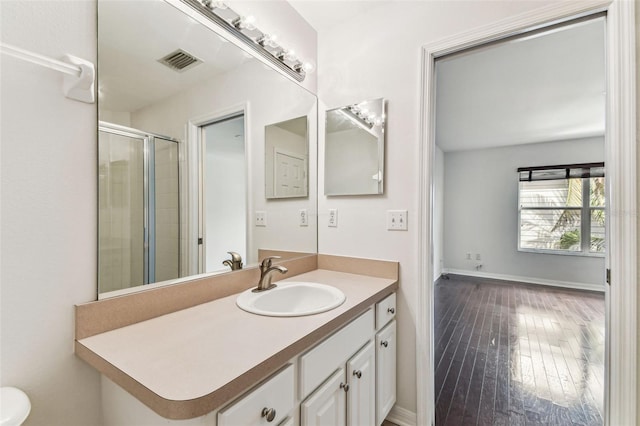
[98,121,181,287]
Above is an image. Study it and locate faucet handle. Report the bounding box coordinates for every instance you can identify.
[227,251,242,262]
[260,255,281,269]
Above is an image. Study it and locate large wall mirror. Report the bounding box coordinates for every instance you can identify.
[97,0,317,298]
[325,98,386,196]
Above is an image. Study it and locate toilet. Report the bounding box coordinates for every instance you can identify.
[0,387,31,426]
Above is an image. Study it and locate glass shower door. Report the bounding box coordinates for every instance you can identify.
[98,125,181,295]
[98,130,145,293]
[153,137,180,282]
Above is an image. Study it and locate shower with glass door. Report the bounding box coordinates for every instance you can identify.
[98,122,180,294]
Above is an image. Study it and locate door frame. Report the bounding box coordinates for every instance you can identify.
[417,1,636,425]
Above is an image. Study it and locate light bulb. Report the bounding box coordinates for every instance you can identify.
[212,1,228,9]
[244,15,256,30]
[234,15,256,30]
[302,62,315,73]
[284,49,296,61]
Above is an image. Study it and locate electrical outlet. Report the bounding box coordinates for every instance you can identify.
[299,209,308,227]
[255,211,267,227]
[466,253,472,260]
[328,209,338,227]
[387,210,408,230]
[476,253,481,261]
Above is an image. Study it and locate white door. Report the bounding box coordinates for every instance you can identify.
[347,341,376,426]
[274,149,306,197]
[301,368,347,426]
[376,320,396,425]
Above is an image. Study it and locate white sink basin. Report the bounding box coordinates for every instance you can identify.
[236,281,346,317]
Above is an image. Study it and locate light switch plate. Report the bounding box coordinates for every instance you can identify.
[328,209,338,227]
[255,211,267,227]
[387,210,408,230]
[299,209,308,226]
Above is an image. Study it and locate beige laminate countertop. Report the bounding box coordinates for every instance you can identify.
[76,269,397,419]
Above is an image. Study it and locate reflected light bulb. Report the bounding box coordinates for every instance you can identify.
[244,15,256,30]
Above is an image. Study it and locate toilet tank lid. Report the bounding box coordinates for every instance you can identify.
[0,387,31,426]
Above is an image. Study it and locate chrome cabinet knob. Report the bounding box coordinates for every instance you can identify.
[387,307,395,314]
[340,382,350,392]
[381,340,389,348]
[353,370,362,379]
[261,407,276,422]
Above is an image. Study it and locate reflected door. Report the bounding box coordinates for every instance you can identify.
[274,149,306,197]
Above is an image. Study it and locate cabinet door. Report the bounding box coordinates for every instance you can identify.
[218,365,294,426]
[347,341,375,426]
[301,368,347,426]
[376,320,396,425]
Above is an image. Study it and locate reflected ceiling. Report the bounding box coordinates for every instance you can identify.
[98,1,250,112]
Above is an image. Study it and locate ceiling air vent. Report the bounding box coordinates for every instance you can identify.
[158,49,202,72]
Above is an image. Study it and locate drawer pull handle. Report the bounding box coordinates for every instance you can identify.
[387,307,395,314]
[261,407,276,422]
[340,382,350,392]
[381,340,389,348]
[353,370,362,379]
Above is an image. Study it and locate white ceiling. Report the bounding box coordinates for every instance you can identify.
[288,1,393,32]
[435,17,606,152]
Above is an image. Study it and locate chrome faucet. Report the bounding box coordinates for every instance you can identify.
[253,256,288,292]
[222,251,243,271]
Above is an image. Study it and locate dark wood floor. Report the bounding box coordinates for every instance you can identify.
[434,275,604,426]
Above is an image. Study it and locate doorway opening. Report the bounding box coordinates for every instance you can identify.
[432,16,607,424]
[197,113,247,274]
[418,2,636,425]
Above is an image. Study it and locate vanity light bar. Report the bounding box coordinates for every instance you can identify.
[181,0,312,82]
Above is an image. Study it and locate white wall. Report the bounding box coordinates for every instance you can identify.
[442,137,605,288]
[0,1,102,425]
[316,0,559,415]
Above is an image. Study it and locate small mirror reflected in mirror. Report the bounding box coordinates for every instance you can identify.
[325,98,386,196]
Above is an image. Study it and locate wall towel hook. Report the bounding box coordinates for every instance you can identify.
[0,43,95,104]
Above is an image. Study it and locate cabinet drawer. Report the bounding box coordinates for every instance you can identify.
[299,309,374,399]
[218,364,294,426]
[376,293,396,330]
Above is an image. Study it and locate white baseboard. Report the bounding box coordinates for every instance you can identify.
[385,405,417,426]
[441,268,604,293]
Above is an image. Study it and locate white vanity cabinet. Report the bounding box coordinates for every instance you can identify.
[301,341,375,426]
[301,368,347,426]
[376,320,396,425]
[346,341,376,425]
[218,364,294,426]
[97,291,398,426]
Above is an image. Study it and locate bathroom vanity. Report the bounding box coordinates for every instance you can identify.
[75,255,398,425]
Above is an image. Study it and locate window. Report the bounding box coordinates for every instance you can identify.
[518,163,605,255]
